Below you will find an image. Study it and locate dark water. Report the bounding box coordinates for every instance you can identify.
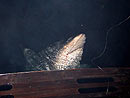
[0,0,130,73]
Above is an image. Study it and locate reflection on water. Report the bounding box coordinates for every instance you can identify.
[24,34,86,71]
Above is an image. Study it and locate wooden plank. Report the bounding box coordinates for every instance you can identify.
[0,67,130,98]
[0,68,129,84]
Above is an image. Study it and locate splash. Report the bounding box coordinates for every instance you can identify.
[24,34,86,71]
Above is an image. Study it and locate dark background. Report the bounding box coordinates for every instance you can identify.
[0,0,130,73]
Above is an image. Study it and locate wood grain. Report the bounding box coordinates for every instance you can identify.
[0,68,130,98]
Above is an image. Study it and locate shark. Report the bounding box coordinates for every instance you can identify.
[24,33,86,71]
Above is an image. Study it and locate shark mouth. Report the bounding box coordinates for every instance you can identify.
[24,33,86,71]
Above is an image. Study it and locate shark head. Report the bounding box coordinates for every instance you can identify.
[53,34,86,70]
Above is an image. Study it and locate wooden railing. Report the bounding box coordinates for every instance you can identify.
[0,67,130,98]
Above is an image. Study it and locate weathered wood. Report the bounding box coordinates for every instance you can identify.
[0,67,130,98]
